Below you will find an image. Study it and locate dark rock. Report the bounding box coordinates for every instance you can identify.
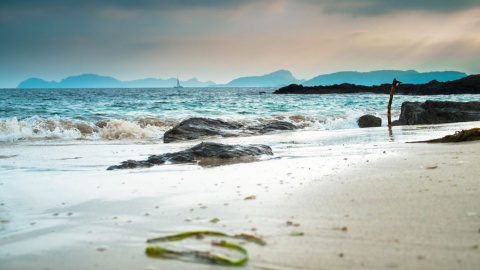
[163,117,243,143]
[357,115,382,128]
[163,117,298,143]
[273,75,480,95]
[107,142,273,170]
[395,100,480,125]
[248,121,298,134]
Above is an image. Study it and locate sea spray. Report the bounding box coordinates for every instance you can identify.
[100,119,163,140]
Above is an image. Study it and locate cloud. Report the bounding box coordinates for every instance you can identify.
[316,0,480,16]
[0,0,257,16]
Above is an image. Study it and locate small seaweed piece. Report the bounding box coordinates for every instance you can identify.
[210,218,220,223]
[233,233,267,246]
[145,230,266,266]
[412,128,480,143]
[289,231,305,236]
[146,240,248,266]
[146,230,228,243]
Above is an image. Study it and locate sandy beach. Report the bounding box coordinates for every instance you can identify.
[1,122,480,270]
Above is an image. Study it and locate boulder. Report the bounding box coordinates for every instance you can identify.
[259,121,297,133]
[163,117,298,143]
[394,101,480,125]
[247,121,298,134]
[163,117,243,143]
[357,115,382,128]
[107,142,273,170]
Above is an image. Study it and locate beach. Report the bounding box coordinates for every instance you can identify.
[1,122,479,269]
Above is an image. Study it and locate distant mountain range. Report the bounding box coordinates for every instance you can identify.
[17,70,468,88]
[17,74,215,88]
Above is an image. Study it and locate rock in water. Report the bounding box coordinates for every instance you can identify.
[394,101,480,125]
[163,117,298,143]
[163,117,243,143]
[258,121,297,133]
[357,115,382,128]
[107,142,273,170]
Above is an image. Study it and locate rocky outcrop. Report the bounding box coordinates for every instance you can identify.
[107,142,273,170]
[163,118,243,143]
[393,101,480,125]
[163,117,297,143]
[248,121,298,134]
[273,75,480,95]
[357,115,382,128]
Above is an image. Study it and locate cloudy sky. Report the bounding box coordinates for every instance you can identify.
[1,0,479,87]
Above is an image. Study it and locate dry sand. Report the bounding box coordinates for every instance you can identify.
[1,124,480,269]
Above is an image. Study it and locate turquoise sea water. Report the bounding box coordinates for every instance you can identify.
[1,87,479,142]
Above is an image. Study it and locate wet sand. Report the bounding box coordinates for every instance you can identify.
[1,123,480,269]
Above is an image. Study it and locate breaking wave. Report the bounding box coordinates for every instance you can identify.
[0,112,387,143]
[0,116,177,143]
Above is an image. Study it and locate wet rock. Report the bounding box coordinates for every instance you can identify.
[163,117,298,143]
[163,117,243,143]
[357,115,382,128]
[394,101,480,125]
[247,121,297,134]
[107,142,273,170]
[257,121,297,133]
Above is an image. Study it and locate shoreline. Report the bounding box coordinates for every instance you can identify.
[1,123,480,269]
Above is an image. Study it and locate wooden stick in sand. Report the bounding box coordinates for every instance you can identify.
[387,78,402,126]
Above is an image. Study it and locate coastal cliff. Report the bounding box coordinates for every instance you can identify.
[273,74,480,95]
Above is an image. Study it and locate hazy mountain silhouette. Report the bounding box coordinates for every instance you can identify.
[220,70,305,87]
[304,70,467,86]
[17,74,215,88]
[17,69,467,88]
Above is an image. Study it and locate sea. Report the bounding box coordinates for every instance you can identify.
[1,87,479,144]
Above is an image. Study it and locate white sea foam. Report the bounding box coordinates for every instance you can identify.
[0,116,174,143]
[0,117,34,142]
[0,112,382,143]
[100,119,163,140]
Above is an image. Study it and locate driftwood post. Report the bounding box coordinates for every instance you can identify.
[387,78,402,126]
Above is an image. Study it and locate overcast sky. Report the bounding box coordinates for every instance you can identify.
[1,0,479,87]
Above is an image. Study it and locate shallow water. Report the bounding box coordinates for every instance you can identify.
[1,87,479,142]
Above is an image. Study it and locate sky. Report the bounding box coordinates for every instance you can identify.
[1,0,480,87]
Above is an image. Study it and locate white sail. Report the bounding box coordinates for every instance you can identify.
[174,76,183,88]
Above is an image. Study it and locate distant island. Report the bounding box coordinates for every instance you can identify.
[17,70,467,88]
[216,70,305,87]
[274,74,480,95]
[17,74,215,88]
[303,70,466,86]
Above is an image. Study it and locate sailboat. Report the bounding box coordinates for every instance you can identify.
[174,76,183,88]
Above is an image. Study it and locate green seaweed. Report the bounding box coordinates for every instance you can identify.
[145,230,266,266]
[413,128,480,143]
[289,231,305,236]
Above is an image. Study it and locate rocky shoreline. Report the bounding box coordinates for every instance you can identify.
[107,100,480,169]
[273,74,480,95]
[107,142,273,169]
[393,100,480,125]
[163,117,297,143]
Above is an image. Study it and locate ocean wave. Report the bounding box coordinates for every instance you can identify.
[0,113,386,143]
[0,116,177,143]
